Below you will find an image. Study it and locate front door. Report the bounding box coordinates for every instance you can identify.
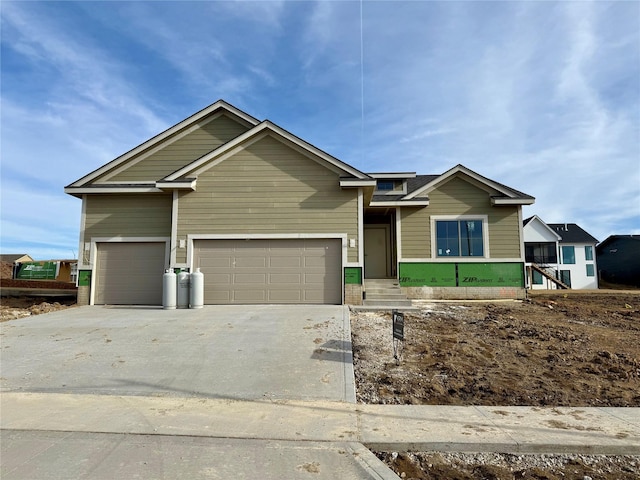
[365,226,389,278]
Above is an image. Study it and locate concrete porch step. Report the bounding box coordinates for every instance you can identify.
[362,298,413,307]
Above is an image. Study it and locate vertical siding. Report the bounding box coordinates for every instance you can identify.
[108,114,251,182]
[401,176,521,259]
[84,194,172,262]
[175,135,358,264]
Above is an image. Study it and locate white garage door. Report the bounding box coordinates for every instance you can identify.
[193,239,342,304]
[94,242,166,305]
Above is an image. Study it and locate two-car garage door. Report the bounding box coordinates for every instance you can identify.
[193,239,342,304]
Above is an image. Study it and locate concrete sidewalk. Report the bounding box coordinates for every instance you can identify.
[3,393,639,455]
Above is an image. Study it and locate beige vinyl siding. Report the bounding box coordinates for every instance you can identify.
[401,176,521,258]
[176,134,358,264]
[83,194,172,263]
[106,114,250,182]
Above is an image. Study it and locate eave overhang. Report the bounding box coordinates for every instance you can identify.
[64,185,164,198]
[491,197,535,206]
[339,179,377,188]
[155,179,197,191]
[369,200,430,207]
[368,172,417,179]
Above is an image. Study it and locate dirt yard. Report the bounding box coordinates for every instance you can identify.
[0,295,77,321]
[351,292,640,479]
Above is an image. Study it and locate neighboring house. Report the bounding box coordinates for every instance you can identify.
[523,217,598,289]
[0,254,34,264]
[0,254,34,279]
[65,100,534,306]
[596,235,640,288]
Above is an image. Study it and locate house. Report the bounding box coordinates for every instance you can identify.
[596,235,640,288]
[65,100,534,306]
[0,254,34,264]
[0,254,34,279]
[523,217,598,289]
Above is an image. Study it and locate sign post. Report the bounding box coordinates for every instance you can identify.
[392,309,404,364]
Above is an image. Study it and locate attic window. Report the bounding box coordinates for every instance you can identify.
[377,181,395,191]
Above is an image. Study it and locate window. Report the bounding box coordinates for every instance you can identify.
[525,242,557,264]
[586,264,595,277]
[532,269,543,284]
[561,246,575,264]
[585,245,593,261]
[376,181,395,191]
[436,219,484,257]
[560,270,572,287]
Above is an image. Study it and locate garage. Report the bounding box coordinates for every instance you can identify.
[193,238,342,304]
[94,242,167,305]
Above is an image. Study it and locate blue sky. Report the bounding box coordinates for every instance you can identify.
[1,1,639,260]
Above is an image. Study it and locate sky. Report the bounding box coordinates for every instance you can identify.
[1,0,639,260]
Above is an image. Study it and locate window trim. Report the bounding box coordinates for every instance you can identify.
[586,263,595,277]
[374,179,408,195]
[430,215,490,259]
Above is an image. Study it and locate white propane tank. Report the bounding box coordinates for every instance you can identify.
[162,269,177,310]
[190,268,204,309]
[177,270,190,309]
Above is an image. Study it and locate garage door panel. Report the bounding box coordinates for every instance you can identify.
[269,273,301,284]
[194,238,341,304]
[234,273,267,284]
[235,257,267,268]
[270,256,301,268]
[234,290,266,302]
[269,290,302,302]
[95,242,165,305]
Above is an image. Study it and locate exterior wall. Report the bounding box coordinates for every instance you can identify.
[559,242,598,289]
[175,134,359,264]
[106,114,251,182]
[82,194,172,264]
[597,237,640,287]
[404,286,525,300]
[400,176,522,259]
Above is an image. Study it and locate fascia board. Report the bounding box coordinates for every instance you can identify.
[491,197,535,206]
[64,186,164,195]
[67,100,259,188]
[368,172,417,179]
[405,164,521,200]
[156,179,197,190]
[340,179,377,187]
[370,200,429,207]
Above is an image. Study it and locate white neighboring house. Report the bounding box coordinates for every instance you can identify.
[523,216,599,290]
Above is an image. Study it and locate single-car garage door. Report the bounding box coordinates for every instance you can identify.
[193,239,342,304]
[94,242,166,305]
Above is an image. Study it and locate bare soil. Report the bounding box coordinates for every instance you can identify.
[351,292,640,479]
[0,295,76,321]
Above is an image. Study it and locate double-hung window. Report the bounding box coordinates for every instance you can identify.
[435,219,485,257]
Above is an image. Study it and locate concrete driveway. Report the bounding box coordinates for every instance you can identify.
[0,305,356,403]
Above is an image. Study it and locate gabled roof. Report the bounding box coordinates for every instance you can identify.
[0,254,33,263]
[66,100,260,189]
[548,223,599,244]
[163,120,370,181]
[523,215,562,240]
[368,165,534,207]
[404,164,534,205]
